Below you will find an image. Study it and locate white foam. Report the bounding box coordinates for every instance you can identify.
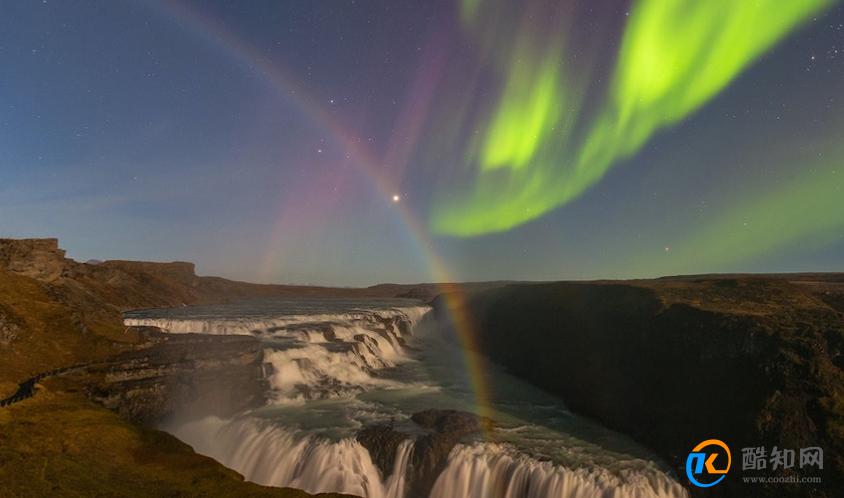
[123,306,430,337]
[430,443,689,498]
[126,306,431,403]
[171,416,412,498]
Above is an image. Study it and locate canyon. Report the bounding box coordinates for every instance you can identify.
[1,238,842,497]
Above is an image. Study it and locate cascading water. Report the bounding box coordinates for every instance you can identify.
[125,299,427,404]
[430,444,688,498]
[172,416,412,498]
[125,298,689,498]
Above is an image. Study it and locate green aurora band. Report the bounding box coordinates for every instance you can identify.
[648,159,844,274]
[432,0,834,236]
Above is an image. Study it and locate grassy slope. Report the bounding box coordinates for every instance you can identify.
[0,384,345,497]
[0,269,136,395]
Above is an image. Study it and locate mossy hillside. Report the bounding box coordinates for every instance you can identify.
[0,384,352,498]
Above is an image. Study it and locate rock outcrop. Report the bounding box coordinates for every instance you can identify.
[0,238,70,281]
[85,331,268,425]
[357,409,492,498]
[410,409,494,435]
[0,304,21,345]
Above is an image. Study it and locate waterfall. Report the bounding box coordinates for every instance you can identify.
[429,443,689,498]
[262,341,405,403]
[172,416,413,498]
[174,418,688,498]
[125,305,431,403]
[135,300,687,498]
[123,306,430,337]
[386,440,414,498]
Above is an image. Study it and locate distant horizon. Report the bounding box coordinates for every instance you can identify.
[4,235,842,289]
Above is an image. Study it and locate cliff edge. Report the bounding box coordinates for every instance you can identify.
[444,277,844,497]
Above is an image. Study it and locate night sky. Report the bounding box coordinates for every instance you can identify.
[2,0,843,286]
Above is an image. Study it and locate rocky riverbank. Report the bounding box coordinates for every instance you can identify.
[83,331,268,425]
[438,276,844,497]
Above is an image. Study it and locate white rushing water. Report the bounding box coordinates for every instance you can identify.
[126,300,427,404]
[126,299,689,498]
[173,415,412,498]
[430,444,687,498]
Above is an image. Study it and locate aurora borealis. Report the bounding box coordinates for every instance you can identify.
[2,0,844,284]
[431,0,835,235]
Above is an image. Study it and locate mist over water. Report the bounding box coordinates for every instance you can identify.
[125,299,688,498]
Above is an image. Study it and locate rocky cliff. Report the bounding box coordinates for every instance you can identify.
[441,277,844,497]
[84,331,268,425]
